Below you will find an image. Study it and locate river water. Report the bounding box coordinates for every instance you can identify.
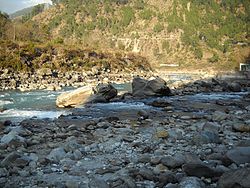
[0,84,132,122]
[0,83,247,122]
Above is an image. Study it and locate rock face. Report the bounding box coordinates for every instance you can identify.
[56,86,93,108]
[132,77,171,97]
[218,168,250,188]
[56,84,118,108]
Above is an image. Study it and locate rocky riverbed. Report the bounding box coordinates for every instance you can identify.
[0,75,250,188]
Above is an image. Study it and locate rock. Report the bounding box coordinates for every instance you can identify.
[156,129,169,139]
[56,86,93,108]
[138,168,156,181]
[137,110,149,120]
[158,171,178,185]
[232,123,250,133]
[218,168,250,188]
[237,140,250,147]
[225,147,250,165]
[132,77,171,97]
[92,83,118,102]
[168,129,184,140]
[65,180,79,188]
[182,163,223,178]
[1,131,26,147]
[150,98,171,107]
[88,178,109,188]
[179,177,205,188]
[1,152,30,168]
[192,131,221,145]
[47,147,66,162]
[227,82,241,92]
[212,111,228,122]
[164,183,178,188]
[0,168,8,177]
[161,154,185,168]
[202,122,220,133]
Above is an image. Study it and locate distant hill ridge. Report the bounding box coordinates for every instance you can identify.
[10,3,52,19]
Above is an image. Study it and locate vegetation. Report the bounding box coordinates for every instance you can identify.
[0,0,249,72]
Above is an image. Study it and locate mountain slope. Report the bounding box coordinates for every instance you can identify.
[31,0,249,71]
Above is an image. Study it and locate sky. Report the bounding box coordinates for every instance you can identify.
[0,0,52,14]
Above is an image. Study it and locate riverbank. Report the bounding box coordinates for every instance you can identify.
[0,76,250,187]
[2,68,249,92]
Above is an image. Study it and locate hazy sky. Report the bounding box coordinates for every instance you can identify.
[0,0,52,14]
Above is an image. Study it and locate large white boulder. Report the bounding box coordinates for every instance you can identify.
[56,86,93,108]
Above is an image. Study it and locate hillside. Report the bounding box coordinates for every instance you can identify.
[10,3,51,20]
[0,0,250,72]
[33,0,250,71]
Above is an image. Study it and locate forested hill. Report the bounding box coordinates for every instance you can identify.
[1,0,250,71]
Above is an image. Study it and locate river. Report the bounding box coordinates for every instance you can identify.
[0,81,247,123]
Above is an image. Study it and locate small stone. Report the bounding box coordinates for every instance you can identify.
[47,147,66,162]
[232,123,250,133]
[138,110,149,120]
[192,131,221,145]
[0,168,8,177]
[161,154,185,168]
[88,178,109,188]
[150,99,171,107]
[156,130,169,139]
[73,150,82,160]
[202,122,220,133]
[65,180,79,188]
[138,154,151,163]
[212,111,228,122]
[179,177,205,188]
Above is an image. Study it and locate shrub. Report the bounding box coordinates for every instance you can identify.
[162,40,170,51]
[121,6,134,27]
[153,23,164,33]
[139,9,154,20]
[193,47,203,59]
[208,53,219,63]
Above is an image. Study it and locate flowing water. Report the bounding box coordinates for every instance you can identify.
[0,83,247,122]
[0,84,132,122]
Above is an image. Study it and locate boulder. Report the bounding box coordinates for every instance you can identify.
[227,82,241,92]
[182,163,223,178]
[92,84,118,103]
[56,84,118,108]
[1,131,26,148]
[132,77,171,97]
[1,152,30,168]
[218,168,250,188]
[225,147,250,165]
[56,86,93,108]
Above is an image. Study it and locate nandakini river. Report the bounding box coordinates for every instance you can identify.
[0,81,247,123]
